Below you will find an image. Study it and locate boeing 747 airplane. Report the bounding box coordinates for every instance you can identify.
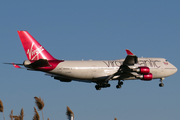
[6,31,178,90]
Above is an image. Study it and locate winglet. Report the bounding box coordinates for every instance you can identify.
[123,49,138,65]
[126,49,134,55]
[12,63,21,68]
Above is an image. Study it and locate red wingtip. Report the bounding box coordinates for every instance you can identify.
[126,49,134,55]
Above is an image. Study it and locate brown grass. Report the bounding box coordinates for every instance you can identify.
[66,106,74,118]
[34,97,44,110]
[0,100,4,112]
[34,96,45,120]
[10,110,13,120]
[13,115,20,120]
[10,109,24,120]
[0,100,5,120]
[20,108,24,120]
[33,107,40,120]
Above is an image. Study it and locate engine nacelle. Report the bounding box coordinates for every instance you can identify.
[23,60,31,66]
[137,73,153,81]
[133,66,150,75]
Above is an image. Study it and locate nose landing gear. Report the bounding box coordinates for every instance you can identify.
[159,78,164,87]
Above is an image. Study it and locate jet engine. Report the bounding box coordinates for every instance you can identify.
[133,66,150,74]
[136,73,153,81]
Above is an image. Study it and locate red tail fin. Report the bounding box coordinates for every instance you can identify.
[17,31,56,60]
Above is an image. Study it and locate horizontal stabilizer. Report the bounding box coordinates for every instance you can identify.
[12,63,21,68]
[4,63,23,68]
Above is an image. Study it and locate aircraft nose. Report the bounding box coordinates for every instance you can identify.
[166,62,178,76]
[174,66,178,74]
[171,64,178,75]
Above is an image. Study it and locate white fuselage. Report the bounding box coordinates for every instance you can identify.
[50,58,177,82]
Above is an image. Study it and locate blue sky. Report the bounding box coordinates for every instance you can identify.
[0,1,180,120]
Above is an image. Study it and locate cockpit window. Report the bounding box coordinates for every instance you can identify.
[165,60,168,62]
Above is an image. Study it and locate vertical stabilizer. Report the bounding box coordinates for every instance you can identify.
[17,31,56,60]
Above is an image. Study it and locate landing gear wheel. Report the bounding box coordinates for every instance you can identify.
[107,84,111,87]
[116,85,121,89]
[116,80,123,89]
[95,85,101,90]
[119,81,123,85]
[159,83,164,87]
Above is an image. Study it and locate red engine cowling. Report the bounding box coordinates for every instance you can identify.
[141,73,153,81]
[137,66,150,75]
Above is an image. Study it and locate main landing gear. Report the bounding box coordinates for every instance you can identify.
[159,78,164,87]
[95,83,111,90]
[116,80,123,89]
[95,80,124,90]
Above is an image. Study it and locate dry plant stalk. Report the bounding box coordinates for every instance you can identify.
[10,110,13,120]
[33,107,40,120]
[20,108,24,120]
[0,100,4,112]
[34,96,44,120]
[13,115,20,120]
[0,100,5,120]
[10,108,24,120]
[114,118,117,120]
[34,96,44,110]
[66,106,74,118]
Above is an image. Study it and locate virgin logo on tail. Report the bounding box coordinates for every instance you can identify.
[27,42,45,60]
[17,31,56,61]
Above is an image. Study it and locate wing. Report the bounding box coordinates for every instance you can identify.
[115,49,152,81]
[104,49,138,81]
[106,49,152,81]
